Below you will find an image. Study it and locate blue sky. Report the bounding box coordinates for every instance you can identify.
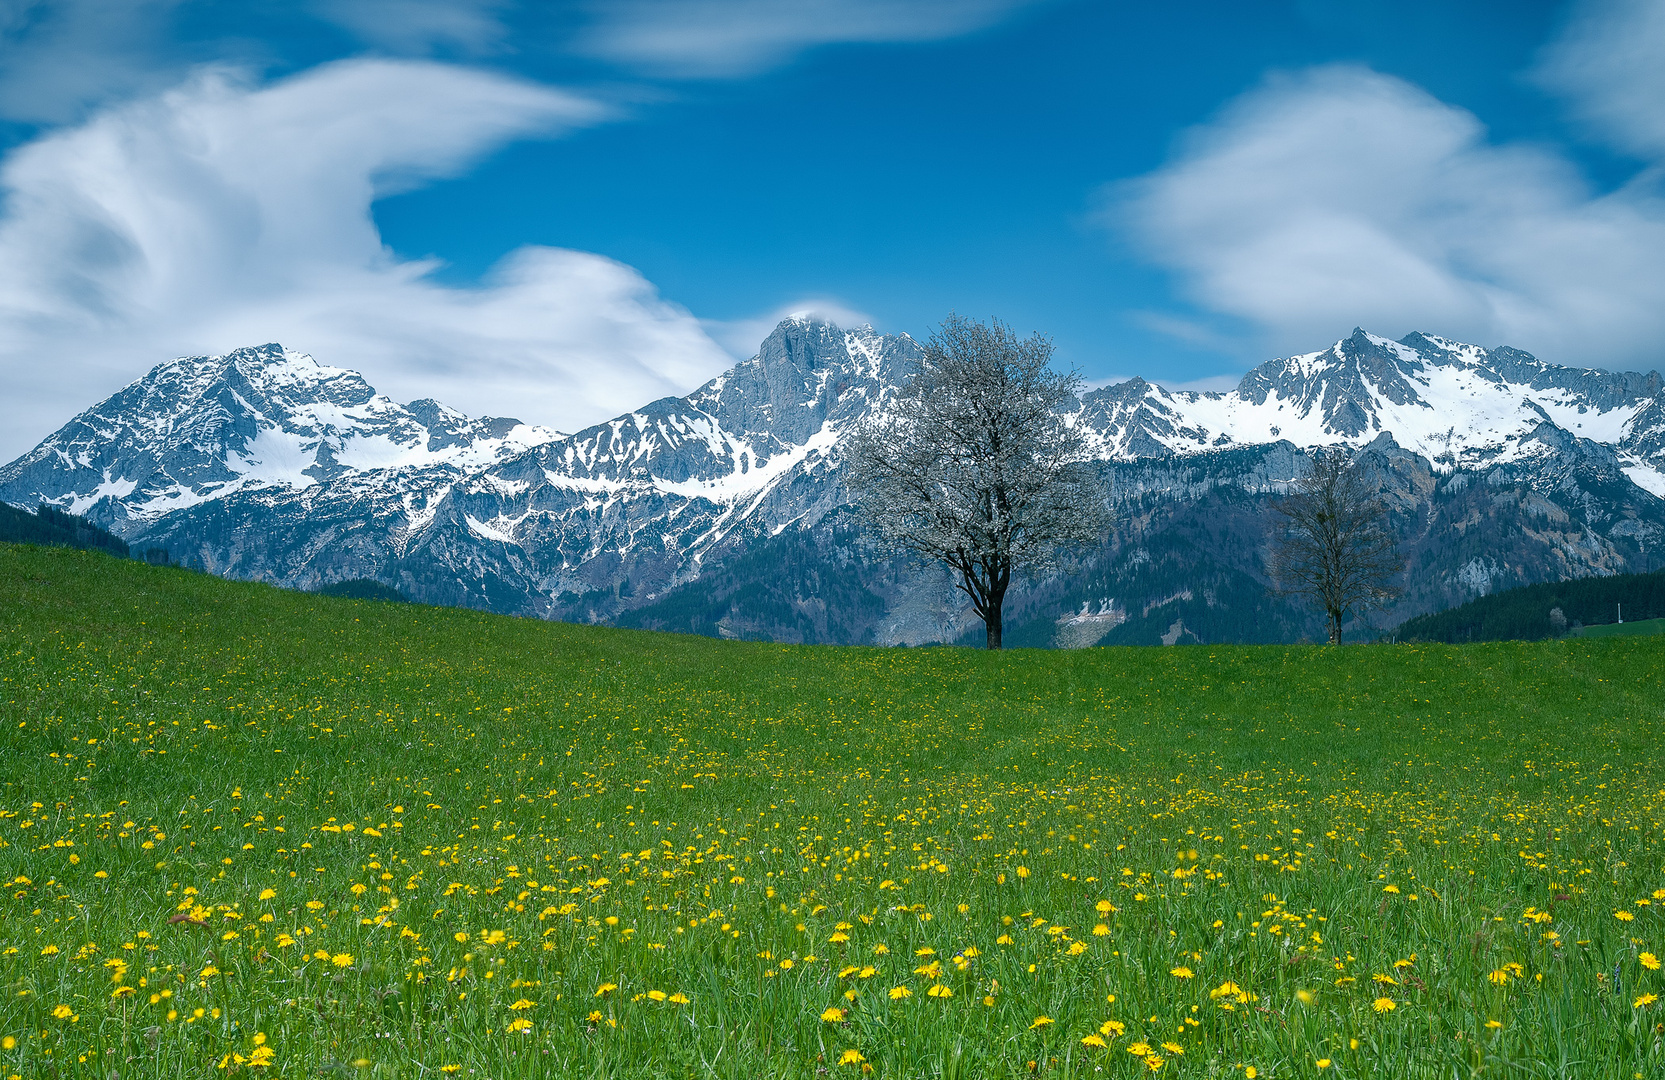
[0,0,1662,456]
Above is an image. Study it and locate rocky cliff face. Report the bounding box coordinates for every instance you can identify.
[5,322,1664,645]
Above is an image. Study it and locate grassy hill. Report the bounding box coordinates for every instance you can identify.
[1396,567,1665,643]
[3,542,1664,1078]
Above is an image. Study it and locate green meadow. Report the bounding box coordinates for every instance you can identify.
[2,542,1664,1078]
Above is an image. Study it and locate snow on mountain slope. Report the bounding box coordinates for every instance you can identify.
[0,343,564,528]
[3,321,1663,640]
[1082,329,1664,472]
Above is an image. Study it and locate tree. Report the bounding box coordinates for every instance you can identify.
[1267,448,1402,644]
[845,314,1109,649]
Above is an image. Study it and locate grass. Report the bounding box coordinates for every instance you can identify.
[2,542,1664,1079]
[1572,618,1665,639]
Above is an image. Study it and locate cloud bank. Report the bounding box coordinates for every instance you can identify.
[1110,62,1665,369]
[0,58,741,460]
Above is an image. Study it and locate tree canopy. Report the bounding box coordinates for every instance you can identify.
[845,315,1109,649]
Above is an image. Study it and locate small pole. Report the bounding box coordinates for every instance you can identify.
[1618,603,1623,625]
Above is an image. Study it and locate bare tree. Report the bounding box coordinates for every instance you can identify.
[1268,448,1402,644]
[845,314,1109,649]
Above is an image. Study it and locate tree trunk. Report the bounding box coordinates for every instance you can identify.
[1328,608,1342,645]
[984,578,1007,650]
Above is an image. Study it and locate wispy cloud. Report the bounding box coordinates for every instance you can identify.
[702,298,880,360]
[309,0,514,55]
[0,0,190,122]
[1105,64,1665,369]
[0,58,737,460]
[573,0,1042,78]
[1536,0,1665,161]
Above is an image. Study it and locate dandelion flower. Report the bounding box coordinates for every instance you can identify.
[927,984,953,998]
[1642,953,1661,971]
[1616,911,1636,922]
[1316,1060,1331,1069]
[838,1049,866,1066]
[888,986,912,1000]
[1100,1020,1126,1036]
[1372,997,1397,1013]
[1485,1019,1502,1029]
[595,982,618,997]
[505,1017,532,1033]
[821,1007,846,1023]
[1081,1034,1107,1048]
[1636,993,1658,1008]
[509,998,533,1010]
[669,993,690,1004]
[1170,966,1194,979]
[331,954,353,968]
[647,990,667,1002]
[1487,969,1510,985]
[1029,1015,1053,1030]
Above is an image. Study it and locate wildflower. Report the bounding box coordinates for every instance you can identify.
[1029,1016,1053,1030]
[1642,953,1661,971]
[838,1049,866,1066]
[1127,1042,1152,1056]
[1016,866,1030,878]
[1485,1019,1502,1029]
[509,998,533,1010]
[1616,911,1636,922]
[258,888,276,900]
[51,1004,75,1021]
[1081,1034,1107,1048]
[586,1010,603,1023]
[595,982,618,996]
[647,990,667,1002]
[1067,942,1089,956]
[1316,1060,1332,1069]
[331,953,353,968]
[1372,997,1397,1013]
[1170,966,1194,979]
[1487,969,1510,985]
[996,934,1014,945]
[1636,993,1658,1008]
[1093,923,1110,936]
[1244,1069,1258,1079]
[506,1017,532,1033]
[927,984,953,998]
[821,1007,845,1022]
[669,993,690,1004]
[440,1068,461,1075]
[1096,900,1114,914]
[1100,1020,1126,1036]
[112,986,136,999]
[888,986,912,1000]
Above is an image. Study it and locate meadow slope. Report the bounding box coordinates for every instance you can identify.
[2,544,1663,1078]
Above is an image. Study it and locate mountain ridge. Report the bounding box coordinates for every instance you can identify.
[4,321,1664,645]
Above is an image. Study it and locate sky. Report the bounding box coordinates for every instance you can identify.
[0,0,1662,459]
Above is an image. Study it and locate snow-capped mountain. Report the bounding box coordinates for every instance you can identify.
[1080,330,1665,493]
[4,322,1663,645]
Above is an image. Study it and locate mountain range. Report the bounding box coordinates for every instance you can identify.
[4,321,1664,646]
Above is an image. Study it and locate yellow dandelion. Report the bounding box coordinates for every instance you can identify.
[821,1007,846,1023]
[1372,997,1397,1013]
[1170,966,1194,979]
[1029,1015,1053,1030]
[888,986,912,1000]
[1081,1034,1108,1048]
[837,1049,866,1066]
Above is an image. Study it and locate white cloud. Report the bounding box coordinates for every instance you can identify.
[0,58,739,460]
[574,0,1042,78]
[702,298,879,360]
[1108,65,1665,369]
[1538,0,1665,161]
